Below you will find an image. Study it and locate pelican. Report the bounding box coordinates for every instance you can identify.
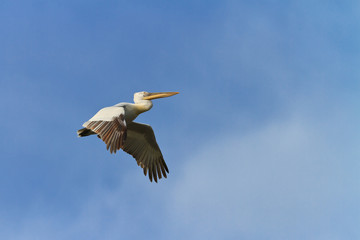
[77,91,179,182]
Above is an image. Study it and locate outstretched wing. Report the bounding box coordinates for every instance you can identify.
[82,107,127,154]
[122,122,169,183]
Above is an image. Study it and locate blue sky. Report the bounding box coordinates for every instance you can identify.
[0,1,359,239]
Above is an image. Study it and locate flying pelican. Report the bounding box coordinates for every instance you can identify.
[77,91,179,183]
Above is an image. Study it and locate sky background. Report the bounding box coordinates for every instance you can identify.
[0,0,359,239]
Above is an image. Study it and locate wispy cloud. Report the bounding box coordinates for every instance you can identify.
[166,112,360,239]
[4,105,358,240]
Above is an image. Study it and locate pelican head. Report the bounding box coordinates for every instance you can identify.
[134,91,179,102]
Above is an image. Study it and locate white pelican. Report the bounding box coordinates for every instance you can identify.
[77,91,179,182]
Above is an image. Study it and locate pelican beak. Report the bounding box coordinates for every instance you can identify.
[143,91,179,100]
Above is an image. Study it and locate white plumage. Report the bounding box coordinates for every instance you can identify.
[77,91,179,182]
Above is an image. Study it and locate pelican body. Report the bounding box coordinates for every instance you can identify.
[77,91,179,182]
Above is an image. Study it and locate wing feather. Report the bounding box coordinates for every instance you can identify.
[122,122,169,182]
[152,162,157,182]
[82,107,126,154]
[81,107,169,182]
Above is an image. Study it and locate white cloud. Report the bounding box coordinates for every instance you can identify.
[2,110,358,240]
[165,114,359,239]
[3,100,359,240]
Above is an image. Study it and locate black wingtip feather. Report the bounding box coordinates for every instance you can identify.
[77,128,96,137]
